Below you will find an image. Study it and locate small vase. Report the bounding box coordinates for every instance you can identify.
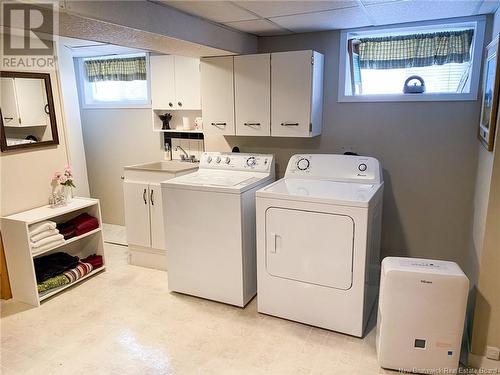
[63,185,72,204]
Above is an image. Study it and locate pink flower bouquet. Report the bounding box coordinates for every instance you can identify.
[52,165,76,188]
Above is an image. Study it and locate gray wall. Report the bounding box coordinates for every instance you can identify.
[80,108,165,225]
[205,29,482,278]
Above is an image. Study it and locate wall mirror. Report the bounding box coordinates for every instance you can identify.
[0,71,59,152]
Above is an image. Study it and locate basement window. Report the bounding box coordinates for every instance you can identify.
[339,17,486,102]
[79,53,150,108]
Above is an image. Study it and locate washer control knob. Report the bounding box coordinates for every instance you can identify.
[206,155,212,163]
[224,157,231,164]
[246,156,256,167]
[358,163,367,172]
[297,158,310,171]
[215,156,221,163]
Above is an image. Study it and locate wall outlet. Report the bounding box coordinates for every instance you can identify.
[486,346,500,360]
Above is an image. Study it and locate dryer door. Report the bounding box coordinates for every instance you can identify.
[265,208,354,290]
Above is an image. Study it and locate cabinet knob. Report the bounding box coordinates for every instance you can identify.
[120,176,125,180]
[169,102,173,107]
[178,102,182,107]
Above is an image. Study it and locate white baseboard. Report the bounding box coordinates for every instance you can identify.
[128,245,167,271]
[468,352,500,370]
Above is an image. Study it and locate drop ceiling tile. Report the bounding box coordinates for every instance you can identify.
[365,0,480,26]
[234,1,358,18]
[270,7,372,33]
[161,1,257,23]
[477,0,500,14]
[224,19,291,36]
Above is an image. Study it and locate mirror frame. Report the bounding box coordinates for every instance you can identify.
[0,71,59,152]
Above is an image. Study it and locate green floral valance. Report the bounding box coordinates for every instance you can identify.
[84,56,146,82]
[357,29,474,69]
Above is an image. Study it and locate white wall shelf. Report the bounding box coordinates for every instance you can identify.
[38,266,106,302]
[32,227,102,258]
[153,129,203,134]
[1,197,106,307]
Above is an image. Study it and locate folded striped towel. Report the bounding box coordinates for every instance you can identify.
[63,262,93,283]
[29,221,57,237]
[31,238,65,255]
[31,233,64,249]
[30,228,60,243]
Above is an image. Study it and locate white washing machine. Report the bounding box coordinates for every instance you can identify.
[256,154,384,337]
[161,152,275,307]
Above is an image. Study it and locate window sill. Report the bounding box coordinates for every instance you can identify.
[338,92,478,103]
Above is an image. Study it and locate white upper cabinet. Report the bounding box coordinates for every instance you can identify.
[234,54,271,137]
[201,56,235,136]
[150,55,201,110]
[1,77,48,127]
[271,50,324,137]
[200,50,324,138]
[174,56,201,110]
[151,55,176,110]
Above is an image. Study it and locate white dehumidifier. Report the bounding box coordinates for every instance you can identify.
[376,257,469,374]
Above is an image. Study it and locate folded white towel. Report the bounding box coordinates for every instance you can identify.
[31,233,64,249]
[31,238,65,255]
[30,228,60,243]
[29,221,57,236]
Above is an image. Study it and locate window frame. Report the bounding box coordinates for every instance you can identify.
[77,52,151,109]
[338,16,486,103]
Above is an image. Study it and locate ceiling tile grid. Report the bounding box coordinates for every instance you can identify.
[159,0,500,36]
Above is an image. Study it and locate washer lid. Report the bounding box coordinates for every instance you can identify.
[257,178,382,207]
[162,170,272,193]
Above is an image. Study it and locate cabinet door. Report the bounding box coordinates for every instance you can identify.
[201,56,235,135]
[0,78,20,127]
[15,78,48,127]
[151,55,176,110]
[271,50,312,137]
[149,183,166,250]
[234,54,271,136]
[174,56,201,110]
[123,181,151,247]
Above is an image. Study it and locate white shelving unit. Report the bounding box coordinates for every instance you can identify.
[1,197,106,307]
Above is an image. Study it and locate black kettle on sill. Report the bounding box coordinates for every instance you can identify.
[403,75,425,94]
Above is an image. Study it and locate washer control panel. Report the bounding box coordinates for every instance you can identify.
[200,152,274,172]
[285,154,382,184]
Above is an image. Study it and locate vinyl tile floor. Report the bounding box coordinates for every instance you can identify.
[1,243,395,375]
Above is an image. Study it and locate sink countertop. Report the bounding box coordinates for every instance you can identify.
[124,160,199,173]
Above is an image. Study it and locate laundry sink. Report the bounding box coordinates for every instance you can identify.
[124,160,199,173]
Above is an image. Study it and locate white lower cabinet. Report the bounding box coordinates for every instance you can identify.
[149,183,165,250]
[123,162,198,270]
[123,181,151,248]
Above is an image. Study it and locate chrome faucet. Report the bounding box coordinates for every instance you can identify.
[175,145,196,162]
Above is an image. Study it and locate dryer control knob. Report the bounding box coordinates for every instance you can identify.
[215,156,221,163]
[206,155,212,163]
[246,157,256,167]
[358,163,367,172]
[297,158,310,171]
[224,157,231,164]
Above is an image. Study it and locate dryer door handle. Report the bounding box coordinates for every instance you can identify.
[270,233,281,253]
